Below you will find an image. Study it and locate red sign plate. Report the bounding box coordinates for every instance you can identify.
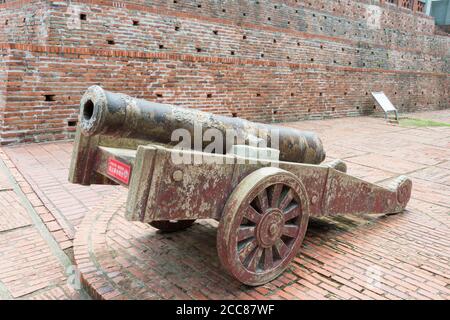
[107,157,131,185]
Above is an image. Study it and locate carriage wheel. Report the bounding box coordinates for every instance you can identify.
[149,220,196,232]
[217,167,309,286]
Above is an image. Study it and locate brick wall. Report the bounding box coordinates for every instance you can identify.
[0,0,49,44]
[0,0,449,144]
[0,50,7,132]
[42,2,446,72]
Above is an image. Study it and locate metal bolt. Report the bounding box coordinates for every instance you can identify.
[269,224,277,236]
[172,170,183,182]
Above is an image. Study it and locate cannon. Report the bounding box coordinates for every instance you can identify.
[69,86,412,286]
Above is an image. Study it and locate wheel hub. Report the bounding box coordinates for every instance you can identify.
[257,209,284,248]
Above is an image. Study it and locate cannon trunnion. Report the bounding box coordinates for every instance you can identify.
[69,86,412,286]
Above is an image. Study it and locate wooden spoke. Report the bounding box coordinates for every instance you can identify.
[283,205,301,222]
[274,239,289,258]
[237,226,256,242]
[247,247,263,272]
[270,184,283,208]
[217,167,309,285]
[244,206,262,224]
[282,225,299,238]
[239,239,258,263]
[279,189,294,210]
[264,246,274,270]
[257,189,269,213]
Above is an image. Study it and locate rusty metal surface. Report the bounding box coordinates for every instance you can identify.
[278,162,329,217]
[78,85,326,165]
[323,169,412,215]
[144,148,236,222]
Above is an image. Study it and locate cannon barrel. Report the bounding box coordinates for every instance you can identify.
[78,86,326,164]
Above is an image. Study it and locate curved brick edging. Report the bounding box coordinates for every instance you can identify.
[0,149,72,250]
[73,193,128,300]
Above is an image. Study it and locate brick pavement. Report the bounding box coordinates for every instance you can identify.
[4,143,121,245]
[1,110,449,299]
[0,152,88,299]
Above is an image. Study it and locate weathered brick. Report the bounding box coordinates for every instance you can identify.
[0,0,448,144]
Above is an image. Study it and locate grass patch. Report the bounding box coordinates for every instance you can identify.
[399,118,450,127]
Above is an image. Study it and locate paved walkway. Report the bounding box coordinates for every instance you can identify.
[0,151,88,299]
[0,110,449,299]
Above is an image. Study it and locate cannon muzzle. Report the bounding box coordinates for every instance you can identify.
[79,85,326,164]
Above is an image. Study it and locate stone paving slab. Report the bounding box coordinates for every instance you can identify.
[4,143,121,241]
[344,163,396,184]
[0,171,13,191]
[409,167,450,185]
[437,161,450,170]
[346,153,427,174]
[0,190,32,232]
[0,226,67,298]
[406,178,450,208]
[1,110,449,300]
[381,144,450,166]
[0,151,88,300]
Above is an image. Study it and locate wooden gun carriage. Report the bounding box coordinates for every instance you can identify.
[70,86,412,286]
